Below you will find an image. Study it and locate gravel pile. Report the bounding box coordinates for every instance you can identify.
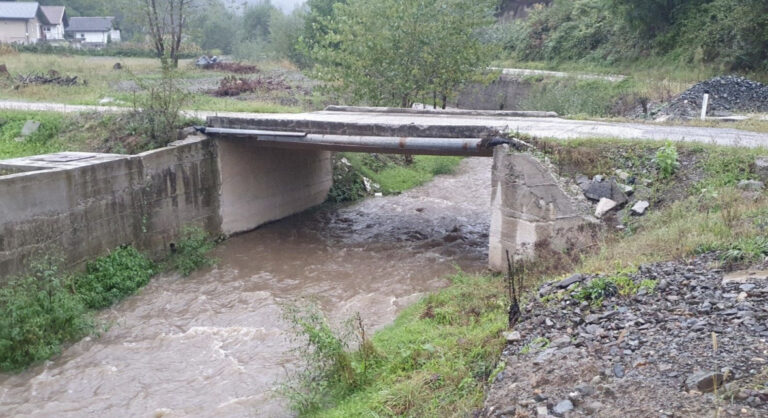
[482,254,768,417]
[658,75,768,119]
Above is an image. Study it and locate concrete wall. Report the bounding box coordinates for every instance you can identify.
[0,137,333,280]
[217,140,332,235]
[452,76,532,111]
[489,145,598,271]
[0,137,220,280]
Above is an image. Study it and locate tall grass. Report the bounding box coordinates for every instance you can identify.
[282,273,508,416]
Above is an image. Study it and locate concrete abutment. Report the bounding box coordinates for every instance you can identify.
[0,136,332,281]
[489,145,599,272]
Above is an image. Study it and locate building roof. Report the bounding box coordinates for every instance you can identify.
[67,16,114,33]
[0,2,41,20]
[40,5,65,25]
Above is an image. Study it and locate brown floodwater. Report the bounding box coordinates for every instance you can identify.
[0,157,492,417]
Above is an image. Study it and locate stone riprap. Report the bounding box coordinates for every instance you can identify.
[482,253,768,417]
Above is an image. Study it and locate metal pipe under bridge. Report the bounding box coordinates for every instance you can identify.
[201,107,544,156]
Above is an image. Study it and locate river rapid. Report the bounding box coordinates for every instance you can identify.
[0,157,492,417]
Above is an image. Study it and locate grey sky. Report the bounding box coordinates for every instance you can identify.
[243,0,305,12]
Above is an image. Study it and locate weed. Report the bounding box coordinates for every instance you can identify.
[520,337,550,354]
[328,153,462,202]
[75,246,155,309]
[639,279,658,294]
[130,68,190,148]
[655,142,680,179]
[164,227,216,276]
[280,304,374,414]
[574,278,618,306]
[719,236,768,265]
[284,273,507,416]
[0,257,92,371]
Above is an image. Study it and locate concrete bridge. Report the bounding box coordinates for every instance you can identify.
[2,106,768,278]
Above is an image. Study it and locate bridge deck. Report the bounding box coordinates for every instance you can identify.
[206,109,768,149]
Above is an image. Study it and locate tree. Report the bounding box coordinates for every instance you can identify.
[299,0,346,66]
[270,8,308,66]
[140,0,193,68]
[312,0,496,108]
[242,0,276,41]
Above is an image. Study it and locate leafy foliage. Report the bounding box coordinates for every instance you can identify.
[0,258,92,372]
[75,246,155,309]
[312,0,497,108]
[130,68,190,148]
[502,0,768,71]
[283,273,508,416]
[164,226,216,276]
[655,142,680,179]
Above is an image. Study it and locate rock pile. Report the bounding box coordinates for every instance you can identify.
[483,253,768,417]
[576,174,648,220]
[658,76,768,119]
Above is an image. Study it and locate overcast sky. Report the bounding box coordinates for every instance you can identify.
[242,0,305,13]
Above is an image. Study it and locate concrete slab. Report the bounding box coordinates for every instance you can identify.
[0,152,125,172]
[206,110,768,148]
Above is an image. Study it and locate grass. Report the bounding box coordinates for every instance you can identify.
[329,153,463,202]
[0,110,198,160]
[0,227,216,372]
[283,273,508,417]
[532,137,768,275]
[0,53,305,113]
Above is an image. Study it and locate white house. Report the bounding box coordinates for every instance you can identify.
[40,5,66,42]
[66,16,120,46]
[0,1,45,44]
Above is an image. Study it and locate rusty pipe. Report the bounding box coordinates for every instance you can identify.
[199,127,505,156]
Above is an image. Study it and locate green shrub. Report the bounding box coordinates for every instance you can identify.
[0,259,92,371]
[280,304,373,413]
[655,142,679,179]
[165,227,216,276]
[75,246,155,309]
[574,277,617,305]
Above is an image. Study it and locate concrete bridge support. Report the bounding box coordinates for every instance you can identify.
[217,140,332,235]
[489,145,598,271]
[0,136,332,280]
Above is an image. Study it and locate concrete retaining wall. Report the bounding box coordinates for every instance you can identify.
[0,137,333,281]
[452,76,532,111]
[489,145,598,271]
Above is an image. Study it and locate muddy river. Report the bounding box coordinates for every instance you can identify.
[0,158,492,417]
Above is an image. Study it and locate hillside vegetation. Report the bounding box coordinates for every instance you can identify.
[497,0,768,74]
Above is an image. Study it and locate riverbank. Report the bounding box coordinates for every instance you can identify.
[483,253,768,417]
[0,157,492,416]
[288,138,768,416]
[0,228,215,372]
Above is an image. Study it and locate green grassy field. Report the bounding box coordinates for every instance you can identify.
[0,53,307,113]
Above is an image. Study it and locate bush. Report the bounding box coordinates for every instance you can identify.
[130,69,191,148]
[75,246,155,309]
[655,142,680,179]
[165,227,216,276]
[280,303,373,413]
[0,259,92,371]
